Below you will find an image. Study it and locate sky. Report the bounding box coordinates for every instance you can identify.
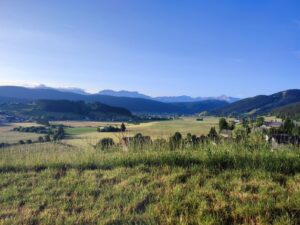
[0,0,300,98]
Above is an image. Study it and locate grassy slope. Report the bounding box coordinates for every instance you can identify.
[0,142,300,225]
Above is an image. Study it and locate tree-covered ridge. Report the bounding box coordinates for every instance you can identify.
[272,102,300,120]
[213,89,300,116]
[0,99,133,121]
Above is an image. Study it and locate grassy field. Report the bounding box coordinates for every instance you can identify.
[0,123,41,144]
[0,142,300,224]
[1,117,300,224]
[59,117,219,147]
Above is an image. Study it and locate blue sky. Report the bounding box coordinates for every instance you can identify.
[0,0,299,98]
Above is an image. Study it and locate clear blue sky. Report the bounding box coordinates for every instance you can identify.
[0,0,299,97]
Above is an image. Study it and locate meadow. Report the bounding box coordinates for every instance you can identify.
[0,117,300,225]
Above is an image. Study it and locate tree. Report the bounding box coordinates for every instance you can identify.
[282,118,295,135]
[208,127,218,139]
[233,127,249,141]
[53,126,65,141]
[38,136,44,142]
[44,135,51,142]
[292,126,300,136]
[228,121,235,130]
[169,132,182,150]
[97,138,115,150]
[242,118,249,128]
[256,117,265,127]
[120,123,126,132]
[219,118,228,131]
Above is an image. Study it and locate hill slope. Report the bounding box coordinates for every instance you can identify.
[0,100,133,121]
[213,89,300,116]
[272,102,300,120]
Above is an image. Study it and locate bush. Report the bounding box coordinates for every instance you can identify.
[98,126,121,132]
[53,126,65,141]
[97,138,115,150]
[132,133,152,149]
[19,140,25,145]
[153,138,168,150]
[38,136,44,142]
[26,139,33,144]
[169,132,182,150]
[44,135,51,142]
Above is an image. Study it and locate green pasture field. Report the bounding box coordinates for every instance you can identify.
[60,117,220,147]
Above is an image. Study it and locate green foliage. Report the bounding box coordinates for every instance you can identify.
[44,135,51,142]
[219,118,228,131]
[120,123,126,132]
[233,126,249,141]
[272,102,300,120]
[208,127,218,139]
[97,138,115,150]
[98,126,121,132]
[282,118,295,135]
[38,136,44,142]
[256,116,265,127]
[169,132,183,150]
[13,126,52,134]
[53,126,65,141]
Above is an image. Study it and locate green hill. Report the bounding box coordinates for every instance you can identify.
[272,102,300,120]
[0,100,133,121]
[213,89,300,116]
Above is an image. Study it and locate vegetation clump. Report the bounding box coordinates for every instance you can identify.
[97,138,115,150]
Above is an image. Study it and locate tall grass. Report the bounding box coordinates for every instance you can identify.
[0,141,299,175]
[1,140,300,224]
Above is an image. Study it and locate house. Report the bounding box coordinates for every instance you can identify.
[266,134,300,147]
[262,121,283,129]
[234,119,241,124]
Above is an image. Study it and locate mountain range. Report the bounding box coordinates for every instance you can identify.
[0,86,228,114]
[98,89,239,103]
[0,86,300,119]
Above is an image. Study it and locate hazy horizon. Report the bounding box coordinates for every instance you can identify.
[1,1,300,98]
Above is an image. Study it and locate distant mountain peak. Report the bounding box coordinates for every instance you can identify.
[98,90,152,99]
[34,84,89,95]
[98,89,240,103]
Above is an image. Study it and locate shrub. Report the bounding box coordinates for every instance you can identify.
[169,132,182,150]
[97,138,115,150]
[153,138,168,150]
[208,127,218,139]
[44,135,51,142]
[38,136,44,142]
[98,126,121,132]
[26,139,32,144]
[120,123,126,132]
[132,133,152,149]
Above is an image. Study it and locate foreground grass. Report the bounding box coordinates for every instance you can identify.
[0,143,300,224]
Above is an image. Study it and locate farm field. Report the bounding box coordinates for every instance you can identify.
[0,123,42,144]
[61,117,220,146]
[0,117,218,146]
